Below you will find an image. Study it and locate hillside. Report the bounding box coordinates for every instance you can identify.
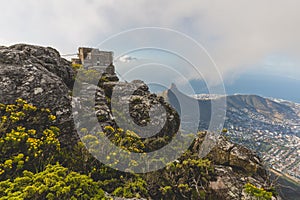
[162,85,300,198]
[226,94,296,121]
[0,44,280,199]
[162,86,298,132]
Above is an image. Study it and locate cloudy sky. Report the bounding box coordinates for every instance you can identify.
[1,0,300,96]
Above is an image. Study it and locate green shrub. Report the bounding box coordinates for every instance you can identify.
[0,163,108,200]
[244,183,273,200]
[112,177,148,198]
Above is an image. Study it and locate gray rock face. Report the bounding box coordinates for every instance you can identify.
[203,136,279,199]
[73,78,180,152]
[0,44,76,145]
[0,44,75,88]
[209,166,280,200]
[205,136,266,176]
[100,80,179,139]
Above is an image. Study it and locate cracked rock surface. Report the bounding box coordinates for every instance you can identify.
[0,44,76,145]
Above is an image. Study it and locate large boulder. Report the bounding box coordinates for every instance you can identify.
[0,44,76,145]
[206,135,266,177]
[0,44,75,88]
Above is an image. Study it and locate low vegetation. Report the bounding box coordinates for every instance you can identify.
[244,183,273,200]
[0,99,276,199]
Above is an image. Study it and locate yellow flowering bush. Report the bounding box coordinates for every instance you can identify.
[71,63,83,70]
[0,99,60,179]
[244,183,273,200]
[79,126,147,172]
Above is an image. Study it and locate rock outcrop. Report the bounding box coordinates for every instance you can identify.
[73,75,180,152]
[0,44,76,145]
[206,136,277,199]
[0,44,75,88]
[100,80,180,139]
[206,136,266,176]
[188,134,279,199]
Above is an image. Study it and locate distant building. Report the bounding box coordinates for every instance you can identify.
[72,47,114,73]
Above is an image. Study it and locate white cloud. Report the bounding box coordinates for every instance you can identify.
[1,0,300,82]
[117,55,137,63]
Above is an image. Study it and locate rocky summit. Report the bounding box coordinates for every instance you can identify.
[0,44,281,199]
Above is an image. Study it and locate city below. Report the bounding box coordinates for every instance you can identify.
[208,95,299,183]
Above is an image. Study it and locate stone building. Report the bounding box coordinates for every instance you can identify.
[73,47,114,73]
[79,47,113,68]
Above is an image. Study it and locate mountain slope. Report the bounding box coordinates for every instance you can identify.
[161,85,300,198]
[226,94,296,121]
[0,44,281,199]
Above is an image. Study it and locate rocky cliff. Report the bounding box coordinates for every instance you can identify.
[0,44,280,199]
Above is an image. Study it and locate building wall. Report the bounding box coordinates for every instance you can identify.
[78,47,93,63]
[77,47,114,74]
[90,49,113,67]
